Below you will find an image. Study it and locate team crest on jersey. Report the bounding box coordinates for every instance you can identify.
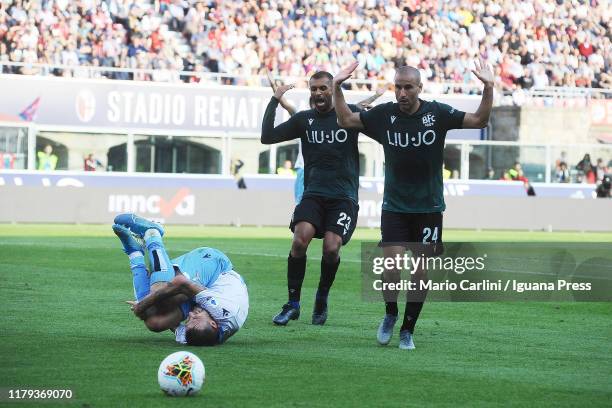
[202,296,216,305]
[422,113,435,127]
[390,115,397,124]
[308,118,314,126]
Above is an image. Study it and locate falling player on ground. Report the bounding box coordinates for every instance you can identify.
[113,213,249,345]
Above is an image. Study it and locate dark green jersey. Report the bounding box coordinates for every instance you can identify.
[360,99,465,213]
[261,97,361,202]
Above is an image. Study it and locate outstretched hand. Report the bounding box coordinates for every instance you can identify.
[471,57,494,87]
[273,84,295,100]
[334,61,359,86]
[126,300,146,320]
[374,86,387,97]
[266,71,278,92]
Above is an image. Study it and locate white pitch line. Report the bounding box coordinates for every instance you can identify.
[1,241,611,280]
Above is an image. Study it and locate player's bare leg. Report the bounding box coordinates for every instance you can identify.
[273,221,316,325]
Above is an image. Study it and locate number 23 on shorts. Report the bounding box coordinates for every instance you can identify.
[337,212,351,236]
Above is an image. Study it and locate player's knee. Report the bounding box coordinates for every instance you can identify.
[144,316,168,333]
[322,240,341,262]
[291,235,310,256]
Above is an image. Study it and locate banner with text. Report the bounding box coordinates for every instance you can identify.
[0,74,481,139]
[361,242,612,301]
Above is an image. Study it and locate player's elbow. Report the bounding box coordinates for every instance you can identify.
[475,113,490,128]
[465,115,489,129]
[260,132,275,145]
[476,118,489,129]
[260,135,273,145]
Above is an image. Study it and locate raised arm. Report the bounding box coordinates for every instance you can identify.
[333,62,365,129]
[261,84,300,144]
[267,72,297,116]
[131,274,205,319]
[463,58,494,129]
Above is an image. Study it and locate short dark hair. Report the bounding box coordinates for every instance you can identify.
[309,71,333,83]
[395,66,421,83]
[185,326,218,346]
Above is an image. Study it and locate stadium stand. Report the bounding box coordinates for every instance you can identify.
[0,0,610,93]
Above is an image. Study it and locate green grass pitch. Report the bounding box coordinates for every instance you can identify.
[1,225,611,407]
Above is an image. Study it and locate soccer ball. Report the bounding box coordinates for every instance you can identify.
[157,351,205,397]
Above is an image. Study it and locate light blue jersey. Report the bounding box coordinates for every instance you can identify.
[171,247,233,288]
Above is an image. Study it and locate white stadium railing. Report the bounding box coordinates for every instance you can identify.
[1,61,610,101]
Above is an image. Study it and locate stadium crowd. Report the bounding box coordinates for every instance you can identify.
[0,0,610,91]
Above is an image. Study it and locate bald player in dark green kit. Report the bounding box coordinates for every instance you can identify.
[333,60,494,349]
[261,71,362,327]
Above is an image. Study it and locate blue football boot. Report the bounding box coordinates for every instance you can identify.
[398,330,416,350]
[112,223,144,254]
[113,213,164,238]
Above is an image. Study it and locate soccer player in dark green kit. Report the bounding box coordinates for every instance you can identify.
[261,71,362,326]
[333,60,494,349]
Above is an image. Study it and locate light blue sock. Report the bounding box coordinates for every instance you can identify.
[129,252,150,301]
[145,230,174,284]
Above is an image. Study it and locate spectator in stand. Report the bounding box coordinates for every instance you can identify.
[576,154,596,184]
[554,151,568,172]
[231,158,247,189]
[84,153,103,171]
[555,162,570,183]
[596,175,611,198]
[595,158,608,182]
[0,152,16,169]
[0,0,609,93]
[442,164,451,180]
[504,162,521,181]
[504,161,535,195]
[37,144,58,171]
[276,159,295,176]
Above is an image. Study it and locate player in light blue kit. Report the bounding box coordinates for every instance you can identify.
[113,213,249,346]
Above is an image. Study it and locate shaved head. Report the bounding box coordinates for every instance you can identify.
[395,66,421,84]
[394,66,422,114]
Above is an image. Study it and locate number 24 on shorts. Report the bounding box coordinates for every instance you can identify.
[422,227,438,243]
